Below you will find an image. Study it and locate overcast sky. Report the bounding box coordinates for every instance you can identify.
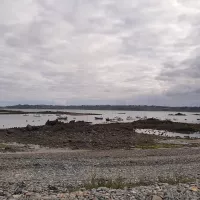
[0,0,200,106]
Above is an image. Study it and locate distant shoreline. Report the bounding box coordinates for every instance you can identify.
[2,104,200,112]
[0,109,101,116]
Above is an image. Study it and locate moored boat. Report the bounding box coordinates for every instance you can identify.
[57,116,68,120]
[34,114,41,117]
[126,116,133,120]
[106,118,110,122]
[95,117,103,120]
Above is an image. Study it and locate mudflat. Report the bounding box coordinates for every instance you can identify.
[0,119,200,150]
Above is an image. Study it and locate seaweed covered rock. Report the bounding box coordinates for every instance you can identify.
[45,119,61,126]
[26,124,33,131]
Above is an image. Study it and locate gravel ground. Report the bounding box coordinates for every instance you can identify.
[0,147,200,199]
[0,184,199,199]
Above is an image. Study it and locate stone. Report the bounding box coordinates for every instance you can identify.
[109,189,116,193]
[80,188,86,191]
[0,190,4,196]
[42,196,52,200]
[131,189,137,194]
[26,124,33,131]
[155,186,160,190]
[49,194,57,198]
[34,193,42,199]
[12,194,21,199]
[189,186,198,192]
[4,192,11,198]
[151,195,162,200]
[96,187,109,192]
[48,185,58,191]
[157,192,164,198]
[130,197,136,200]
[24,192,33,197]
[14,188,22,195]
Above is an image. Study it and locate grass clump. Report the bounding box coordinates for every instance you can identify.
[135,143,184,149]
[157,175,195,185]
[0,143,7,149]
[84,175,129,190]
[0,143,17,152]
[79,175,195,191]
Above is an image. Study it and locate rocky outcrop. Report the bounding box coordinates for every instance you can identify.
[45,119,62,126]
[26,124,33,131]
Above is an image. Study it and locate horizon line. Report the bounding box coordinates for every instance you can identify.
[2,104,200,108]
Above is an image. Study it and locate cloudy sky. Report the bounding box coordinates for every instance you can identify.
[0,0,200,106]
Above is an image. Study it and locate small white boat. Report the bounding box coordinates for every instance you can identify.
[113,116,123,122]
[57,116,68,120]
[106,118,110,122]
[34,114,41,117]
[126,116,133,120]
[117,117,123,121]
[95,117,103,120]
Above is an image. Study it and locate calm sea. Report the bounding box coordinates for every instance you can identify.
[0,109,199,129]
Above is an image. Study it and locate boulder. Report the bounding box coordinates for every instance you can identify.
[45,119,59,126]
[26,124,33,131]
[151,195,162,200]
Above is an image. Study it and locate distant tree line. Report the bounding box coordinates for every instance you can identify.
[4,104,200,112]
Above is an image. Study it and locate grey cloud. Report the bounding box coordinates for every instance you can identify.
[156,8,200,101]
[194,88,200,94]
[0,0,200,106]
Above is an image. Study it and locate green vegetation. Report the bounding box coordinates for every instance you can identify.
[0,143,17,152]
[73,175,195,191]
[0,143,7,149]
[156,176,195,185]
[84,175,129,190]
[135,143,184,149]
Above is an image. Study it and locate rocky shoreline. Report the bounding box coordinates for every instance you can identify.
[1,148,200,199]
[0,118,200,151]
[0,119,200,199]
